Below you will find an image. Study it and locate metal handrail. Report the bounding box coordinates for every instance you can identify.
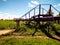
[51,5,60,13]
[20,4,60,19]
[21,5,39,17]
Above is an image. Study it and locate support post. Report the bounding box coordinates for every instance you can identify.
[39,4,41,15]
[58,20,59,24]
[48,25,50,33]
[25,14,27,19]
[15,20,20,32]
[29,12,30,19]
[42,8,44,14]
[47,22,50,33]
[49,5,51,15]
[38,4,41,18]
[34,8,35,16]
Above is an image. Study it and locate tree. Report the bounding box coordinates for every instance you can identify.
[46,10,54,15]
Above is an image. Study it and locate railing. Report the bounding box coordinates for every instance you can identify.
[20,4,60,20]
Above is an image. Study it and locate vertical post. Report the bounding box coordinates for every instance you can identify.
[38,4,41,18]
[29,12,30,19]
[58,12,60,24]
[58,20,59,24]
[47,22,50,33]
[42,8,44,14]
[25,14,27,19]
[39,4,41,15]
[49,5,51,15]
[48,26,50,33]
[15,20,20,32]
[34,8,35,16]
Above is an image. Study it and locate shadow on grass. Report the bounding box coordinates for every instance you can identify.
[26,21,60,41]
[15,21,60,41]
[39,24,60,41]
[51,25,60,37]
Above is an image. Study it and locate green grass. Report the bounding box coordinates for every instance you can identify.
[0,20,60,36]
[0,37,60,45]
[0,20,60,45]
[0,20,16,30]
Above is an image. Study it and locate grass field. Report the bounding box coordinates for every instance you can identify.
[0,36,60,45]
[0,20,60,36]
[0,20,60,45]
[0,20,16,30]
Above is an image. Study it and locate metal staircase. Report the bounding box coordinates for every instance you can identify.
[13,4,60,41]
[14,4,60,23]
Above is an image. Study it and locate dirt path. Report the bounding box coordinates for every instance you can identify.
[0,30,14,35]
[0,30,60,40]
[0,36,49,40]
[11,35,60,39]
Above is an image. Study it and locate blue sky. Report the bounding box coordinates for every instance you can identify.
[0,0,60,19]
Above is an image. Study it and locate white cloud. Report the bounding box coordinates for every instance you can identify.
[54,3,60,7]
[28,3,35,8]
[0,12,20,20]
[28,0,39,8]
[31,1,39,5]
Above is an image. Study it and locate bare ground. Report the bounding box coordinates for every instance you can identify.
[0,30,60,40]
[0,30,14,35]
